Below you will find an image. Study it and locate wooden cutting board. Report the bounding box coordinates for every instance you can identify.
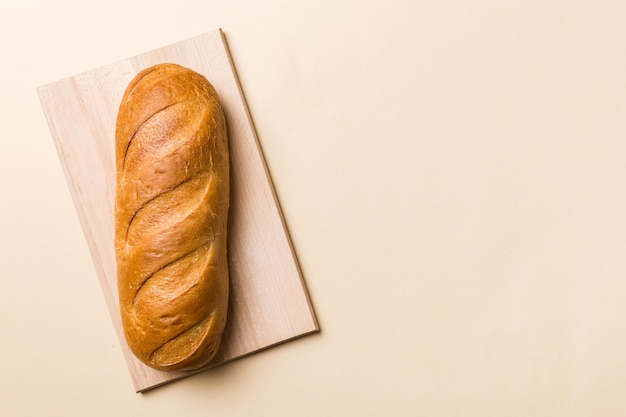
[37,29,318,392]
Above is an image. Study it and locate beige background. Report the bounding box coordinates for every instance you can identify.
[2,0,626,415]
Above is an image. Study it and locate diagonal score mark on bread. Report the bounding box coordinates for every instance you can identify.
[123,176,195,241]
[115,63,229,372]
[150,311,219,368]
[130,242,208,307]
[122,99,194,171]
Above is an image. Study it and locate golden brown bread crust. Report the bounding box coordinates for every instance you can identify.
[114,63,229,371]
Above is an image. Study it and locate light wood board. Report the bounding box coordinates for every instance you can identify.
[37,29,318,393]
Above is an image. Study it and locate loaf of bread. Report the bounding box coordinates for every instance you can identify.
[114,63,229,371]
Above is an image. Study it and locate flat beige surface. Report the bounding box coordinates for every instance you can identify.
[38,29,318,392]
[2,0,626,415]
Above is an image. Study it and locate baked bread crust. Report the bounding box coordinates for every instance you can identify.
[114,63,229,371]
